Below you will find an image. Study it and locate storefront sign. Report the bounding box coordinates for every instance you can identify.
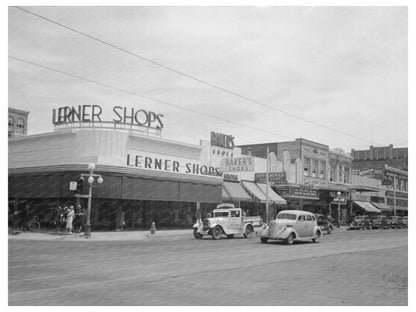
[223,174,239,181]
[255,172,287,184]
[127,151,221,177]
[221,157,254,172]
[52,105,164,129]
[211,132,235,149]
[274,185,319,199]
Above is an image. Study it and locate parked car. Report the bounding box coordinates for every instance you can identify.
[348,215,372,230]
[260,210,322,245]
[371,215,389,229]
[402,216,408,228]
[315,214,334,234]
[387,216,404,229]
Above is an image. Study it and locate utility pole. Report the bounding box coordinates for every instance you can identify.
[266,146,270,224]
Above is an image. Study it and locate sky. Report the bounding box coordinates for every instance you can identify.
[8,5,408,152]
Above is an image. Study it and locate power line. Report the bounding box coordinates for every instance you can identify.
[13,6,385,146]
[9,55,292,140]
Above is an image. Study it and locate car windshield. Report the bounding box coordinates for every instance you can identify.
[213,211,229,217]
[277,213,297,220]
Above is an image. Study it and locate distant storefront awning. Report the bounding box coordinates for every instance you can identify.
[371,202,393,212]
[241,181,287,205]
[353,201,381,213]
[222,181,253,202]
[395,206,408,211]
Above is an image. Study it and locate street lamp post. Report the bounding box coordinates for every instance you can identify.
[83,163,104,238]
[336,191,341,228]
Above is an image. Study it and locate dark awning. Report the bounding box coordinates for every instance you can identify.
[353,201,381,213]
[371,202,393,212]
[222,181,253,202]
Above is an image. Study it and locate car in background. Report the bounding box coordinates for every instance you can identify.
[387,216,404,229]
[348,215,372,230]
[371,215,389,229]
[315,214,334,234]
[402,216,408,228]
[260,210,322,245]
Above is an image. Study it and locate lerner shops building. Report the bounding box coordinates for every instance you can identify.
[8,105,287,229]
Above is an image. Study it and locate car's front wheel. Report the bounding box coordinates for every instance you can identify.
[286,233,295,245]
[193,228,203,239]
[211,226,222,240]
[260,237,268,244]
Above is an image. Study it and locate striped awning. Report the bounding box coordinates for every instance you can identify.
[222,181,253,202]
[241,181,287,205]
[353,201,381,213]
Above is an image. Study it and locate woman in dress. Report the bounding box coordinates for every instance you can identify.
[65,206,75,234]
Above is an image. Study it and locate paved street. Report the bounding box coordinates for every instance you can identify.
[9,229,407,306]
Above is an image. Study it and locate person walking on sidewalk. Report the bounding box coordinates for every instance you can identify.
[65,206,75,234]
[74,204,86,233]
[54,205,65,233]
[115,206,126,231]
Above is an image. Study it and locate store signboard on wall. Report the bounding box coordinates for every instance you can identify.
[255,172,287,184]
[274,185,319,199]
[221,157,254,172]
[223,174,239,181]
[126,150,222,177]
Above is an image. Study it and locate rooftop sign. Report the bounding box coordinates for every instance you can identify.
[52,105,164,136]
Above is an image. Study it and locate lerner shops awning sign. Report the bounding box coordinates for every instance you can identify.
[221,157,254,172]
[127,151,222,177]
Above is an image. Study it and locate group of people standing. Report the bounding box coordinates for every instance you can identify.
[55,204,86,234]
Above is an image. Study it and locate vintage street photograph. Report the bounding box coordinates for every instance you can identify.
[7,2,409,307]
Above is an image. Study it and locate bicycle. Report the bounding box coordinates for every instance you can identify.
[23,217,41,232]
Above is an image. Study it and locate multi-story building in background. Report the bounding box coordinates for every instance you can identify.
[8,107,30,138]
[351,145,408,171]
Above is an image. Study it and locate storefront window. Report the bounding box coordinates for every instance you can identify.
[304,157,310,176]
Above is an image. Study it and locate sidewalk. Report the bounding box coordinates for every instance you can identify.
[8,229,193,241]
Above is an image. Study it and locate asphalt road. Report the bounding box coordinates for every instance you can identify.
[9,229,408,306]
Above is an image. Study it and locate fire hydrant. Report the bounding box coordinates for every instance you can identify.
[150,221,156,234]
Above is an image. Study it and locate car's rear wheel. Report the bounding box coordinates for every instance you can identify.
[211,226,222,240]
[312,231,321,243]
[243,225,253,238]
[286,233,295,245]
[260,237,268,244]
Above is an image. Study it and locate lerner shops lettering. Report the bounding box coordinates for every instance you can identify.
[52,105,164,129]
[126,153,222,177]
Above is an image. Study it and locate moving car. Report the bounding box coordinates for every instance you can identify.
[371,215,389,229]
[348,215,372,230]
[315,214,334,234]
[193,203,260,240]
[387,216,404,229]
[260,210,322,245]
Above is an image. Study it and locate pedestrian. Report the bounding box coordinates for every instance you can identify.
[115,206,125,231]
[54,205,65,233]
[74,204,86,233]
[65,206,75,234]
[73,205,81,233]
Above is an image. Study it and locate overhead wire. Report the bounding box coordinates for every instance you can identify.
[13,6,385,146]
[9,55,292,140]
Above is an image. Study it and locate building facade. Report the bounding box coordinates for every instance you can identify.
[8,107,30,137]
